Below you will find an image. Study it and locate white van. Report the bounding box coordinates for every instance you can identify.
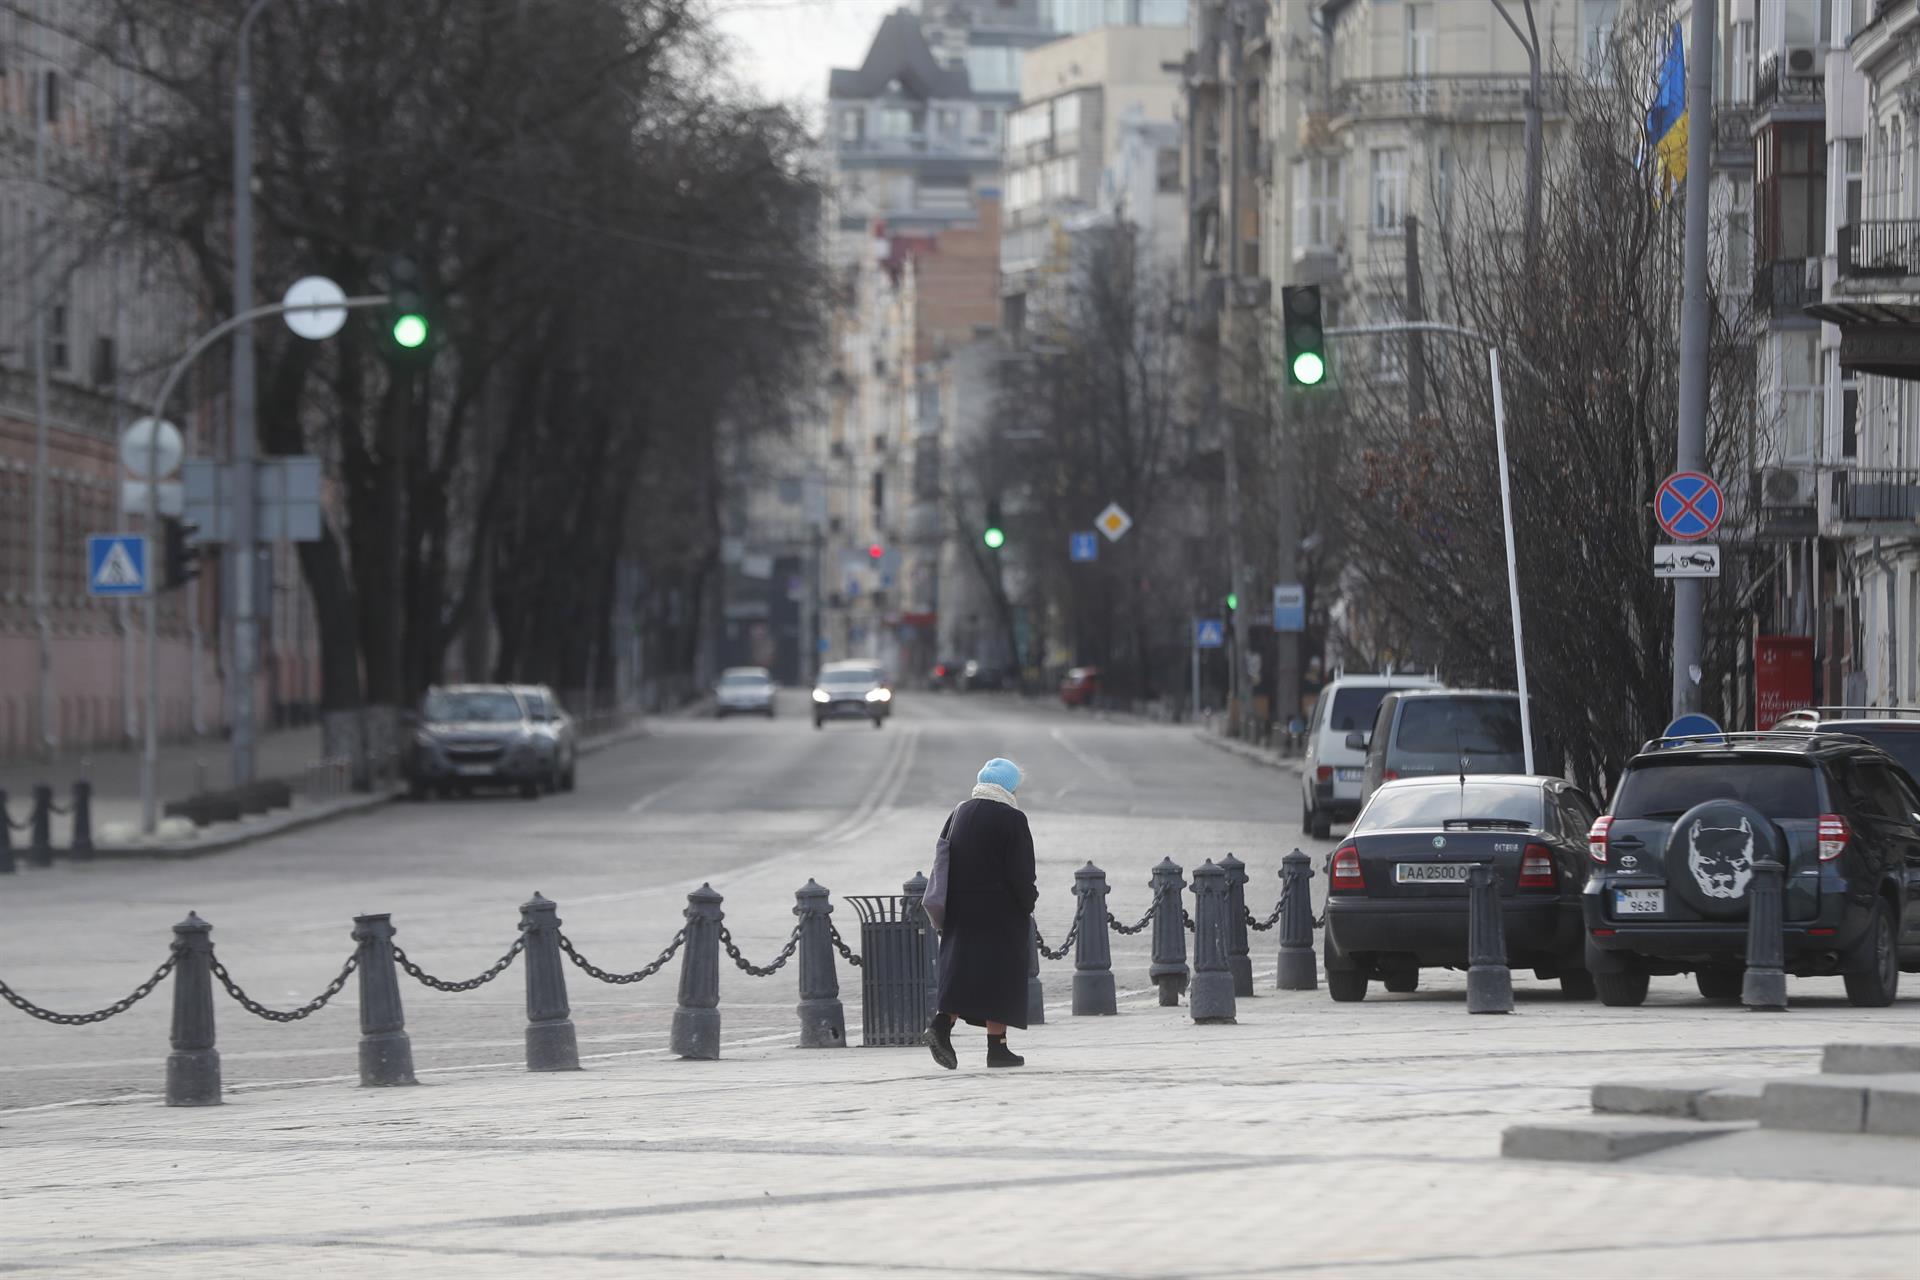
[1299,672,1442,838]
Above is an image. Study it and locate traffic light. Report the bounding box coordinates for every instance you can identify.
[867,543,884,561]
[1281,285,1327,387]
[161,517,199,591]
[983,498,1005,550]
[1225,591,1239,612]
[383,254,431,360]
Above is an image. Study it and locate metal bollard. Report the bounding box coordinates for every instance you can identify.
[165,912,222,1105]
[1071,862,1117,1015]
[352,913,417,1085]
[28,784,52,868]
[1027,917,1046,1025]
[69,780,93,860]
[671,883,724,1060]
[0,790,14,875]
[1221,852,1254,997]
[1148,857,1189,1006]
[1276,849,1318,990]
[1466,863,1513,1014]
[1189,860,1236,1023]
[1742,859,1788,1011]
[903,871,938,1019]
[519,892,581,1070]
[794,880,846,1047]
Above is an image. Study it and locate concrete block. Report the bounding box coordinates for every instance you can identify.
[1865,1075,1920,1139]
[1502,1117,1746,1163]
[1823,1043,1920,1075]
[1696,1082,1766,1123]
[1591,1078,1741,1118]
[1761,1077,1870,1134]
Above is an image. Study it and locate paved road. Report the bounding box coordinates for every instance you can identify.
[0,691,1314,1111]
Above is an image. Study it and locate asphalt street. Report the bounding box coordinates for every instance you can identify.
[0,691,1316,1111]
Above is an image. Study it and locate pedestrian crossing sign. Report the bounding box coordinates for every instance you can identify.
[86,533,149,597]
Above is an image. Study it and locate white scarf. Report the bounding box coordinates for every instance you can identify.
[970,781,1020,809]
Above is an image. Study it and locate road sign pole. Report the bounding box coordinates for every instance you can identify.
[1191,615,1200,722]
[1489,349,1534,776]
[1671,0,1715,719]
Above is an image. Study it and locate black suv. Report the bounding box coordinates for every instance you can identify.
[1583,731,1920,1008]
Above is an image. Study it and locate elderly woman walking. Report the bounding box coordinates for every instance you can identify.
[926,757,1038,1069]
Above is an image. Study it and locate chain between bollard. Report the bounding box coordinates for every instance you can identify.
[392,938,526,992]
[558,928,686,985]
[1105,902,1158,935]
[1034,918,1080,960]
[1183,908,1196,932]
[210,952,359,1023]
[718,922,803,977]
[0,956,178,1025]
[1245,894,1285,932]
[828,922,864,967]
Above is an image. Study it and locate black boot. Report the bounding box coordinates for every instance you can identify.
[986,1034,1024,1068]
[927,1014,957,1070]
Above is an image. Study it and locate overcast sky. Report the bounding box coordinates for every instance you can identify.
[710,0,896,120]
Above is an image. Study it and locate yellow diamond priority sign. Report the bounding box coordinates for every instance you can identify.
[1096,502,1133,542]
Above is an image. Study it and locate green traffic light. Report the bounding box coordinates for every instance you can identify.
[392,313,429,349]
[1292,351,1325,386]
[983,527,1005,550]
[1226,592,1239,611]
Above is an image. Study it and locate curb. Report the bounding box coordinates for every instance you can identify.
[1194,729,1301,778]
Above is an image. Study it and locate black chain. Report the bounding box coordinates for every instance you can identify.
[1245,896,1285,932]
[211,952,358,1023]
[828,923,863,968]
[46,800,70,817]
[1034,919,1079,960]
[392,938,525,992]
[0,955,177,1025]
[718,923,803,977]
[1183,908,1196,932]
[559,928,685,985]
[1106,903,1157,935]
[3,814,26,832]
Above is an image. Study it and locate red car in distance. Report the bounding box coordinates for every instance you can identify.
[1060,667,1100,708]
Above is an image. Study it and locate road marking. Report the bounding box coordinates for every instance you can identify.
[1049,726,1124,787]
[626,781,685,814]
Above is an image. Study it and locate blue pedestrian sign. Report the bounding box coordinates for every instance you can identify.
[1660,713,1723,747]
[86,533,148,597]
[1654,471,1724,542]
[1195,618,1225,649]
[1069,532,1098,563]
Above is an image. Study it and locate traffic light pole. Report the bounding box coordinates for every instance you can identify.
[139,295,389,833]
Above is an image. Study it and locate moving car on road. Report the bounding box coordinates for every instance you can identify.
[813,661,890,729]
[1357,689,1536,808]
[715,666,777,719]
[1584,730,1919,1008]
[1773,706,1920,784]
[407,684,552,800]
[1323,774,1600,1002]
[1060,667,1100,708]
[1301,673,1442,839]
[512,683,577,792]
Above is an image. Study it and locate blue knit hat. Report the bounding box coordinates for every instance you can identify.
[977,757,1021,793]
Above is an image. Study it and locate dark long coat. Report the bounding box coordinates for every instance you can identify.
[934,793,1039,1029]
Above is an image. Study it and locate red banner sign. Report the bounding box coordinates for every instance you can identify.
[1755,635,1814,730]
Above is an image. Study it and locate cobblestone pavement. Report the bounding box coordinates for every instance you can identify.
[3,693,1918,1276]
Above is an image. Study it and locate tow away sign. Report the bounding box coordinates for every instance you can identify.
[1654,543,1720,579]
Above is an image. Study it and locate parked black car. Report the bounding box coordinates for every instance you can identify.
[1323,774,1601,1002]
[1774,706,1920,784]
[1583,731,1920,1008]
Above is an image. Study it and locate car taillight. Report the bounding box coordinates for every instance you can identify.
[1383,770,1399,782]
[1519,843,1555,888]
[1330,843,1364,891]
[1316,765,1333,781]
[1817,814,1850,861]
[1587,815,1612,864]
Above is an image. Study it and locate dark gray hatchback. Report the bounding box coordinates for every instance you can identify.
[1357,690,1534,806]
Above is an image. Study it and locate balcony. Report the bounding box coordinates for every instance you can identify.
[1826,467,1920,531]
[1712,105,1755,168]
[1840,220,1920,281]
[1755,55,1824,116]
[835,133,998,166]
[1752,257,1821,321]
[1328,74,1570,125]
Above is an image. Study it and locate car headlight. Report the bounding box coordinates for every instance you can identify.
[866,688,891,702]
[812,688,830,703]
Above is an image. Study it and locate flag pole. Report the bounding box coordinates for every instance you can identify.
[1670,0,1716,718]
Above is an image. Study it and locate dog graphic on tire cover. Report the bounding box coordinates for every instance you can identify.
[1687,816,1755,900]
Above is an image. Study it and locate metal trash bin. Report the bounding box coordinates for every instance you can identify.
[849,873,937,1047]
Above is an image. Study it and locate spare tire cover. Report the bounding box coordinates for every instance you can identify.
[1663,799,1784,920]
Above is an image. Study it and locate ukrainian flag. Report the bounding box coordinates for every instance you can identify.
[1646,22,1688,196]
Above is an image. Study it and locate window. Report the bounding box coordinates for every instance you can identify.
[839,109,863,143]
[1405,3,1432,78]
[1054,92,1082,144]
[1326,685,1391,734]
[1842,379,1860,458]
[1895,119,1907,224]
[1369,295,1406,382]
[964,45,1020,94]
[1156,147,1180,193]
[1842,137,1863,237]
[49,299,68,371]
[1778,330,1822,463]
[1757,123,1825,262]
[935,107,962,139]
[1730,20,1754,104]
[872,107,916,138]
[1783,0,1820,47]
[1579,0,1617,83]
[1370,147,1406,234]
[1394,697,1524,755]
[1291,155,1342,256]
[978,107,999,140]
[1431,146,1452,227]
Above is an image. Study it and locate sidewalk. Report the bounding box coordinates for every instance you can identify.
[6,964,1916,1277]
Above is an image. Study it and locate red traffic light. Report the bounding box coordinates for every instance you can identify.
[868,543,884,560]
